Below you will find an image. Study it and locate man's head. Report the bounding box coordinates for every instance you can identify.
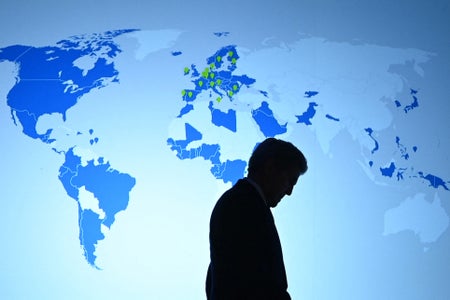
[247,138,308,207]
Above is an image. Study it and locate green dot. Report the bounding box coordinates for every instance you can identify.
[181,89,186,96]
[202,68,209,79]
[184,67,190,75]
[216,56,222,62]
[188,91,193,98]
[228,51,234,57]
[216,97,222,103]
[198,81,203,87]
[231,58,237,64]
[210,63,215,69]
[233,84,238,91]
[216,79,222,85]
[228,90,233,97]
[210,81,215,87]
[210,73,215,79]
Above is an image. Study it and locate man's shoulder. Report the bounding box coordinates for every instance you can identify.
[221,179,258,202]
[213,179,264,215]
[210,179,268,231]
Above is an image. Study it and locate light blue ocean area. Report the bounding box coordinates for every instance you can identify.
[166,42,449,195]
[1,29,448,270]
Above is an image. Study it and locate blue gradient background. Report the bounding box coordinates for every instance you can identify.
[1,0,449,299]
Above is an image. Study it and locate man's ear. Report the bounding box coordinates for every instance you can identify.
[263,158,277,175]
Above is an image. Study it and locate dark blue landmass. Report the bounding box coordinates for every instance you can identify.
[252,101,287,137]
[365,127,379,154]
[325,114,340,122]
[395,136,410,160]
[181,89,200,102]
[172,51,182,56]
[190,64,200,77]
[0,29,137,143]
[177,104,194,118]
[89,137,99,145]
[304,91,319,98]
[396,167,407,181]
[380,162,396,177]
[418,172,449,191]
[79,207,105,269]
[58,147,136,268]
[170,45,258,184]
[211,159,247,184]
[404,89,419,113]
[213,32,230,37]
[167,123,246,184]
[167,123,203,155]
[296,102,318,125]
[207,45,239,70]
[259,90,269,97]
[176,45,256,118]
[58,150,82,199]
[208,101,237,132]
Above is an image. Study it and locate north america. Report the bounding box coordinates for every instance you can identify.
[0,29,138,268]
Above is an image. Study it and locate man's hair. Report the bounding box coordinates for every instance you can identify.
[248,137,308,176]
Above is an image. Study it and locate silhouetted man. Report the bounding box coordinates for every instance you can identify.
[206,138,308,299]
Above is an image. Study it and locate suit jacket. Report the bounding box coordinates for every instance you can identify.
[206,179,291,299]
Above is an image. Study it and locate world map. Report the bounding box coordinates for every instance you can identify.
[0,27,448,298]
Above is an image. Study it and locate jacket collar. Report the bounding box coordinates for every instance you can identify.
[243,177,267,206]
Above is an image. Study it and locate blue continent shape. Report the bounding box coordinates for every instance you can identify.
[208,101,237,132]
[168,45,257,185]
[365,127,380,154]
[395,88,420,113]
[167,123,246,185]
[252,101,287,137]
[296,102,318,125]
[58,148,136,268]
[380,162,396,178]
[325,114,340,122]
[177,45,256,118]
[404,88,419,113]
[0,29,137,143]
[213,32,230,37]
[395,136,410,160]
[304,91,319,98]
[418,172,449,191]
[177,104,194,118]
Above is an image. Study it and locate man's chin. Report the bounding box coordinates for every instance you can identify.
[269,200,280,208]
